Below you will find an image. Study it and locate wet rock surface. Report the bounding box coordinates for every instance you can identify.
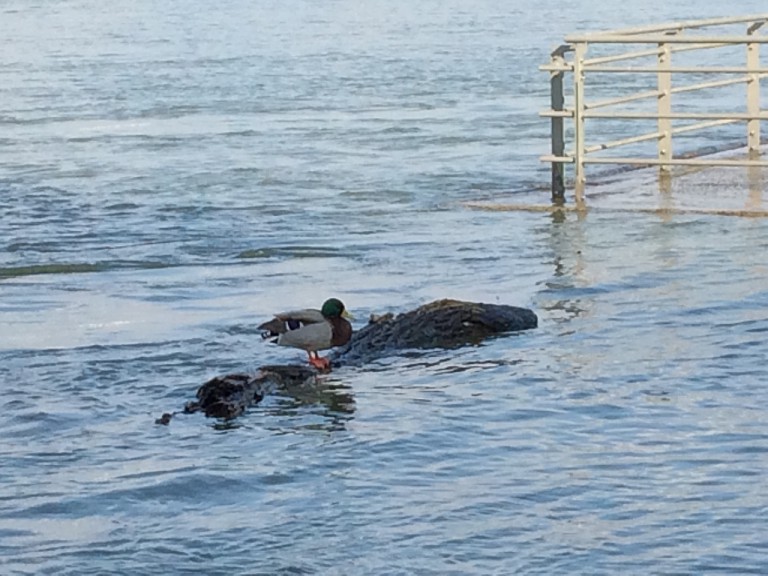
[334,298,538,366]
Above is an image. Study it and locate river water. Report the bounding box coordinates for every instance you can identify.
[2,1,768,574]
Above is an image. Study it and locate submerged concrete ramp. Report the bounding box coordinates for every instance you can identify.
[471,149,768,217]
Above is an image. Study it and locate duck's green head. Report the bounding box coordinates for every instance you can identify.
[321,298,352,319]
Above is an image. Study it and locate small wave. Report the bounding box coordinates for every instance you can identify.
[104,202,142,211]
[379,126,423,135]
[237,246,343,259]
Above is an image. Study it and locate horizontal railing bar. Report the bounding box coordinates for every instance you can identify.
[584,130,662,154]
[544,43,757,73]
[584,42,735,67]
[582,157,768,167]
[585,111,768,120]
[539,63,574,73]
[539,103,768,122]
[540,155,768,167]
[542,64,768,78]
[539,110,574,118]
[671,76,750,95]
[585,65,768,73]
[579,122,742,157]
[587,89,660,110]
[540,155,575,164]
[573,14,768,38]
[669,118,741,135]
[670,41,732,54]
[549,43,744,74]
[567,33,768,44]
[586,77,767,111]
[542,80,768,117]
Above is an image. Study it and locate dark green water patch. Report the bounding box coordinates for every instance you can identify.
[0,260,172,279]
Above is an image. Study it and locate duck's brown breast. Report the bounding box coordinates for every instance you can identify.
[330,317,353,347]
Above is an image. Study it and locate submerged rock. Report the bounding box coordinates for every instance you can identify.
[183,366,316,419]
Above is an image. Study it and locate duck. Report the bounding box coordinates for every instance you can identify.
[258,298,353,371]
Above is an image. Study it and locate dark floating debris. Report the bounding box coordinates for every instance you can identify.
[155,412,174,425]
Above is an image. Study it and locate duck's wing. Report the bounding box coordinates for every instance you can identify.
[274,309,325,324]
[258,308,326,338]
[276,321,333,352]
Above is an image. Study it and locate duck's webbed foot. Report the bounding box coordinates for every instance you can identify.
[308,353,332,372]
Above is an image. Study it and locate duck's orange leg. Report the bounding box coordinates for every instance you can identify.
[307,351,332,371]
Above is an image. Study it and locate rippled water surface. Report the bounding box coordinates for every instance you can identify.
[3,1,768,574]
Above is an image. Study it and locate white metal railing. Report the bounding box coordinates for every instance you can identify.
[540,14,768,203]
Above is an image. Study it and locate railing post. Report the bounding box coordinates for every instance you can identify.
[573,42,587,203]
[550,50,566,203]
[657,40,673,174]
[747,22,763,159]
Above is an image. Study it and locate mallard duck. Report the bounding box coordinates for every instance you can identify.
[258,298,353,370]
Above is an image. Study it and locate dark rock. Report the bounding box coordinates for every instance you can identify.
[334,299,537,365]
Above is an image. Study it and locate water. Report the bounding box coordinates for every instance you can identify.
[2,1,768,574]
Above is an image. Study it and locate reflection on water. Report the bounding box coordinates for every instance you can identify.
[747,164,764,210]
[538,209,592,325]
[278,377,357,416]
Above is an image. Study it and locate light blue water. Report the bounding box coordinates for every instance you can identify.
[2,1,768,574]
